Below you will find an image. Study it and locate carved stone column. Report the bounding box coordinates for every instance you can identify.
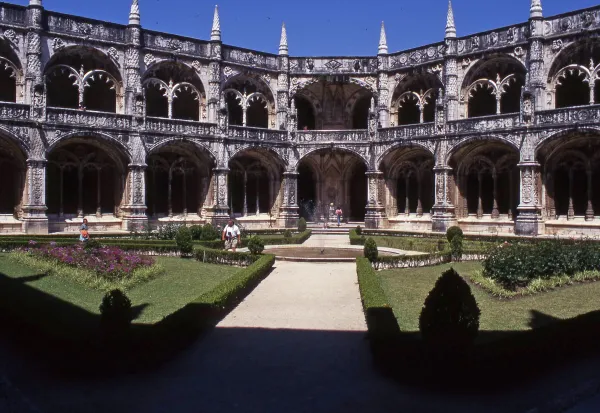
[546,170,556,220]
[255,175,260,216]
[207,46,222,124]
[278,172,299,228]
[492,170,499,219]
[77,165,84,218]
[25,3,43,106]
[567,169,575,220]
[477,172,483,219]
[243,170,248,217]
[443,40,459,121]
[508,172,514,220]
[515,162,544,235]
[365,171,386,229]
[431,165,457,232]
[21,159,48,234]
[416,173,423,217]
[404,175,410,216]
[121,164,148,231]
[96,168,102,218]
[528,7,546,111]
[586,168,594,221]
[205,168,230,227]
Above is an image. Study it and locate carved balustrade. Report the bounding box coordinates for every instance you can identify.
[447,113,520,135]
[144,116,216,136]
[378,123,436,141]
[222,46,278,70]
[0,102,30,120]
[46,107,132,130]
[227,125,288,142]
[296,129,368,142]
[535,104,600,126]
[0,3,25,26]
[288,57,378,74]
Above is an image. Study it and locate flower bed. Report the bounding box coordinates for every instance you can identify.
[27,241,155,280]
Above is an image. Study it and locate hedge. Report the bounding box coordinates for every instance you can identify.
[194,245,261,267]
[244,229,312,246]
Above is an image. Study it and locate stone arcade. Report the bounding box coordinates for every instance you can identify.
[0,0,599,236]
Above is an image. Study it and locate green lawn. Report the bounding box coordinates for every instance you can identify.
[378,262,600,340]
[0,254,239,324]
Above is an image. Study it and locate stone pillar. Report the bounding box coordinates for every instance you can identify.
[365,171,386,229]
[443,41,459,120]
[515,162,544,235]
[416,174,423,217]
[59,167,64,218]
[243,170,248,217]
[77,165,84,218]
[121,164,148,231]
[22,159,48,234]
[492,170,499,219]
[167,168,173,217]
[207,49,222,124]
[508,172,514,220]
[528,5,546,111]
[278,171,299,228]
[256,175,260,216]
[477,172,483,219]
[431,165,457,232]
[25,2,43,106]
[404,175,410,216]
[567,169,575,220]
[96,168,102,218]
[546,170,556,220]
[586,169,594,221]
[205,168,230,227]
[182,171,187,217]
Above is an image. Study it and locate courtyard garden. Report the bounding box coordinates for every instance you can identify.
[357,229,600,385]
[0,224,279,374]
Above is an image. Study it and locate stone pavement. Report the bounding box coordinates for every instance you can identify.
[2,234,600,412]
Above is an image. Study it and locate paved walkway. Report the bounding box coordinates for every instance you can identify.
[2,234,600,412]
[301,234,350,247]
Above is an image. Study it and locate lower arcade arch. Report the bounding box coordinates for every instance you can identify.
[46,139,128,218]
[146,142,214,218]
[450,141,519,220]
[538,134,600,221]
[228,149,285,218]
[0,134,26,217]
[297,149,368,222]
[379,147,435,218]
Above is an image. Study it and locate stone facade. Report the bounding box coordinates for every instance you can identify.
[0,0,599,236]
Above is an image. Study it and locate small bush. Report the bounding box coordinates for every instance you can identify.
[247,236,265,255]
[189,225,203,240]
[99,289,133,334]
[419,268,480,352]
[175,226,194,256]
[157,222,180,240]
[283,229,293,239]
[356,226,362,236]
[201,224,220,241]
[446,226,464,243]
[450,235,463,262]
[298,217,307,232]
[364,237,379,262]
[437,239,446,252]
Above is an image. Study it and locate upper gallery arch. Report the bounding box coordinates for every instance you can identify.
[221,71,275,129]
[44,46,124,113]
[390,70,443,127]
[460,54,526,118]
[142,60,206,121]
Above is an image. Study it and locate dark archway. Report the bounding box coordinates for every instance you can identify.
[0,134,26,216]
[295,96,316,130]
[352,95,371,129]
[297,163,316,220]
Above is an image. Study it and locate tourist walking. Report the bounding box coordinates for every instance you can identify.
[222,218,241,252]
[79,218,89,242]
[335,206,343,227]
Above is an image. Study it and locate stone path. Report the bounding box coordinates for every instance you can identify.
[2,234,600,412]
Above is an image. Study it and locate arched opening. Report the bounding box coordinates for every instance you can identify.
[142,62,205,121]
[45,47,123,112]
[352,95,371,129]
[538,133,600,221]
[379,146,435,218]
[295,96,315,130]
[146,142,213,218]
[297,149,368,222]
[294,79,372,130]
[391,73,441,127]
[46,138,128,218]
[228,149,284,219]
[222,75,275,129]
[548,39,600,109]
[450,141,519,220]
[462,55,526,118]
[0,134,26,217]
[0,40,21,103]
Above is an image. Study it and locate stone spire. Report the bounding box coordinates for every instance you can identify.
[445,0,456,38]
[378,22,388,54]
[279,23,288,56]
[29,0,42,5]
[211,5,221,41]
[129,0,140,26]
[530,0,543,19]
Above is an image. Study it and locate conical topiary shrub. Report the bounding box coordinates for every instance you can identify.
[364,237,378,262]
[419,268,480,352]
[99,289,133,336]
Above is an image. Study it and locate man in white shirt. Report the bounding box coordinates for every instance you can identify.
[222,218,241,252]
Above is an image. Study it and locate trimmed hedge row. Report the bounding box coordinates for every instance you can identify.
[194,246,261,267]
[244,229,312,246]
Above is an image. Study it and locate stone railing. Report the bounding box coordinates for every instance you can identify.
[387,42,445,69]
[228,125,288,142]
[46,107,132,130]
[535,104,600,126]
[222,46,278,70]
[0,102,30,120]
[379,122,436,141]
[143,31,209,58]
[144,116,216,136]
[46,11,127,43]
[289,57,378,74]
[447,113,520,134]
[296,129,368,142]
[0,3,26,26]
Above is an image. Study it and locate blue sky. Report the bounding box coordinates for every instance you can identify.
[12,0,600,55]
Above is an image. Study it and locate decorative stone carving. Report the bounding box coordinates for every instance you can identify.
[144,53,156,68]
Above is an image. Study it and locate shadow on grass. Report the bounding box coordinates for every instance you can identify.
[0,264,275,379]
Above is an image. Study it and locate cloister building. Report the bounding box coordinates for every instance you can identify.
[0,0,600,236]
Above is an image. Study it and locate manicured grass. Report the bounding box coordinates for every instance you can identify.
[378,262,600,341]
[0,254,239,324]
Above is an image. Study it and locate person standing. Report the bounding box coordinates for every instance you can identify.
[335,206,343,227]
[222,218,241,252]
[79,218,89,242]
